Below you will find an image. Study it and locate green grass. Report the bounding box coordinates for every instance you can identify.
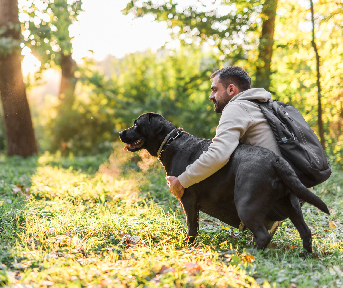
[0,145,342,287]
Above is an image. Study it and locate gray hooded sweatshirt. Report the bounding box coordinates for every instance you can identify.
[178,88,281,188]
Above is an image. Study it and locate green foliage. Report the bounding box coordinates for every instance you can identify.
[20,0,82,71]
[10,0,341,165]
[0,23,21,56]
[123,0,263,60]
[121,0,343,164]
[270,0,343,160]
[39,48,221,155]
[0,103,6,152]
[0,37,21,56]
[38,58,117,155]
[110,48,220,138]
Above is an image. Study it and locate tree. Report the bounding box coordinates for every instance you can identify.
[21,0,82,104]
[19,0,82,153]
[309,0,324,148]
[0,0,38,157]
[123,0,277,89]
[271,0,342,150]
[255,0,278,90]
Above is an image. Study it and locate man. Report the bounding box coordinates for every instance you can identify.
[167,66,281,200]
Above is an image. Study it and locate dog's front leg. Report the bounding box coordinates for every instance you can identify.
[181,193,199,245]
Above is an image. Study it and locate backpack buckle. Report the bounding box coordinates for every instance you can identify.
[281,137,288,143]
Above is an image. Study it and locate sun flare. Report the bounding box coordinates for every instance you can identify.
[21,46,41,76]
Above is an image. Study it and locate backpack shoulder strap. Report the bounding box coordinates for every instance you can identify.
[247,99,292,143]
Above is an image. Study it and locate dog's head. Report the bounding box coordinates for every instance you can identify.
[119,113,175,156]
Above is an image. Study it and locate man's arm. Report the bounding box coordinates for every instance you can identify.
[168,103,252,198]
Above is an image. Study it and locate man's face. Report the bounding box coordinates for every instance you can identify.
[209,75,231,113]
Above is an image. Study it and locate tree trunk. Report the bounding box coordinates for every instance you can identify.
[58,53,77,106]
[0,0,38,157]
[56,53,77,155]
[310,0,325,149]
[338,97,343,137]
[255,0,278,90]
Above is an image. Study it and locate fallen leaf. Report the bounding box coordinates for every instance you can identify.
[46,228,56,235]
[333,266,342,277]
[205,259,212,266]
[312,253,320,259]
[201,218,221,226]
[26,237,34,244]
[44,254,59,261]
[53,235,71,246]
[240,254,255,263]
[100,277,113,285]
[150,276,161,284]
[72,236,83,245]
[12,187,22,195]
[16,184,24,190]
[15,272,21,280]
[329,221,337,229]
[42,280,54,286]
[13,262,30,269]
[130,235,141,244]
[122,234,131,243]
[157,265,175,274]
[122,234,140,245]
[185,262,202,276]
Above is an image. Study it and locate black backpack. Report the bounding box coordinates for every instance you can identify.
[254,99,331,187]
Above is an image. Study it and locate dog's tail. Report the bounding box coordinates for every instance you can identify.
[274,157,330,215]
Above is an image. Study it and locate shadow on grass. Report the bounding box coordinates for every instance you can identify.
[0,151,111,284]
[0,155,39,270]
[38,151,112,175]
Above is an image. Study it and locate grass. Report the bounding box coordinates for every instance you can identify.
[0,144,343,287]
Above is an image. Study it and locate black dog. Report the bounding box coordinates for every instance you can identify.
[119,113,329,253]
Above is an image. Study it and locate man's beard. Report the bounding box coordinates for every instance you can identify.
[213,91,230,113]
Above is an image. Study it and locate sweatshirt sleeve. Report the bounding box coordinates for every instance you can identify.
[178,103,252,188]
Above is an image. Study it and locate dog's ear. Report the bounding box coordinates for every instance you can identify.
[147,112,161,123]
[148,113,154,123]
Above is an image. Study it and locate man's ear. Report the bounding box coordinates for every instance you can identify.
[228,84,237,97]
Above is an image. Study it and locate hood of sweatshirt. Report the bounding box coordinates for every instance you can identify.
[229,88,271,103]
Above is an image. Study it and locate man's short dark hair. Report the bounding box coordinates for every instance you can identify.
[210,66,251,91]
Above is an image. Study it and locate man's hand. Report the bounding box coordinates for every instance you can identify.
[166,176,185,200]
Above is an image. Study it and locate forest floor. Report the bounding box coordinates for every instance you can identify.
[1,144,343,287]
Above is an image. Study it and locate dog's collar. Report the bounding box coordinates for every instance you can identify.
[157,128,183,159]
